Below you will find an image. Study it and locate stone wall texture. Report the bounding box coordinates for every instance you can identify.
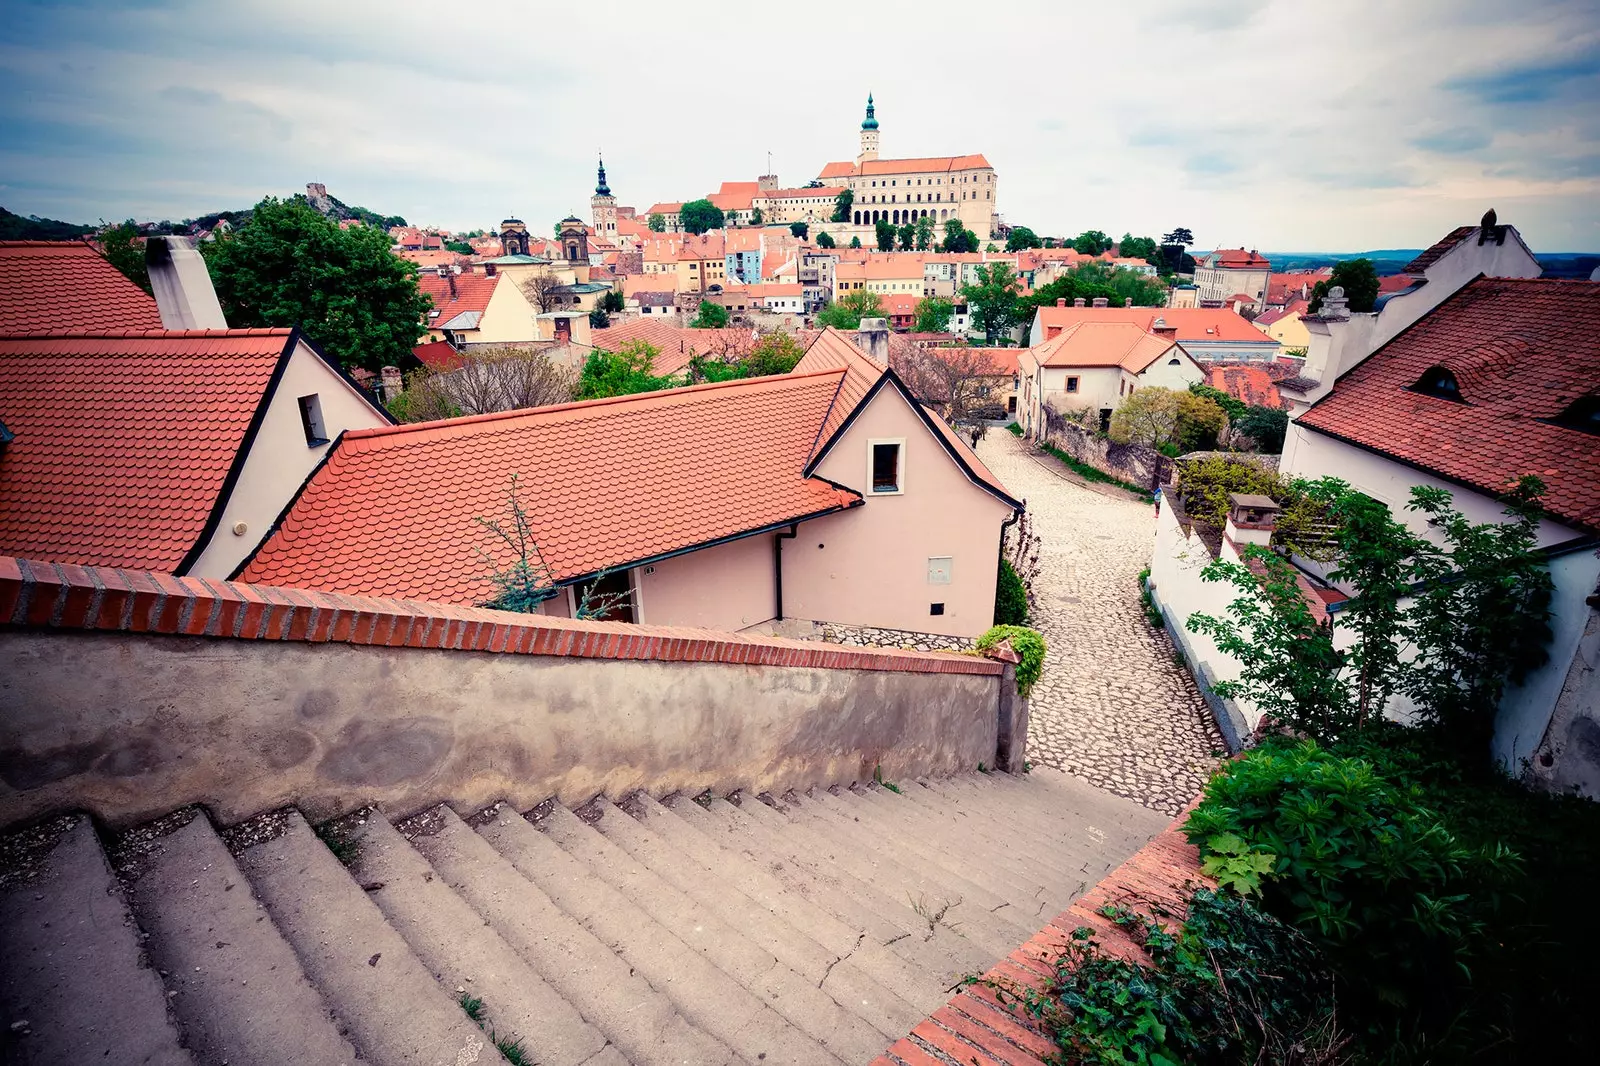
[1042,409,1174,491]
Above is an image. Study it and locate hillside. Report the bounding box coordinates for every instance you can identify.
[0,207,95,241]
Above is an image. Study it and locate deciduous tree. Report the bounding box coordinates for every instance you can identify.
[875,219,896,252]
[790,221,808,239]
[1005,226,1041,251]
[393,344,577,422]
[1072,229,1112,256]
[832,189,854,223]
[914,214,934,251]
[1108,386,1181,446]
[914,296,954,333]
[815,231,835,249]
[815,289,883,330]
[941,219,979,254]
[1309,258,1380,314]
[679,199,724,235]
[520,272,563,314]
[689,299,730,328]
[960,262,1022,343]
[647,213,666,232]
[576,340,674,399]
[95,220,150,294]
[898,224,915,251]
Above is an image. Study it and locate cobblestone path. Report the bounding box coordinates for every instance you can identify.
[980,431,1224,815]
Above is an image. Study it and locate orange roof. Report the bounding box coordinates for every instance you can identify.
[418,272,499,328]
[748,283,803,298]
[882,294,919,316]
[588,319,759,375]
[1035,306,1275,347]
[708,187,756,212]
[413,339,466,372]
[239,373,863,602]
[818,161,855,179]
[1032,321,1178,373]
[398,249,464,269]
[724,229,763,253]
[1201,248,1270,269]
[644,202,682,216]
[859,155,991,176]
[623,273,677,297]
[1207,364,1283,409]
[0,241,163,334]
[0,329,297,570]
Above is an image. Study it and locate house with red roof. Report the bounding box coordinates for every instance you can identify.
[1254,299,1310,348]
[1193,248,1271,307]
[1016,321,1205,436]
[0,241,165,333]
[238,328,1019,640]
[418,267,539,347]
[1027,303,1281,362]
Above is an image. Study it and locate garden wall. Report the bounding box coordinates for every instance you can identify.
[1042,411,1173,491]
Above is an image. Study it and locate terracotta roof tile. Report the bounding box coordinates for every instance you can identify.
[588,320,759,376]
[1201,248,1270,269]
[1035,306,1275,347]
[239,373,861,603]
[419,272,499,328]
[0,241,164,334]
[1297,277,1600,531]
[1401,226,1475,275]
[0,329,293,569]
[1032,321,1178,372]
[931,347,1021,375]
[1207,364,1283,409]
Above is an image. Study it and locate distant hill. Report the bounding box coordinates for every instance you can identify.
[1264,249,1598,279]
[0,207,95,241]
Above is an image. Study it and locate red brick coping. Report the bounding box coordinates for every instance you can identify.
[871,813,1209,1066]
[0,556,1002,677]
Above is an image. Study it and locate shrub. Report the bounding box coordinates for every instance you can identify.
[1005,421,1022,436]
[994,559,1028,625]
[976,625,1045,695]
[1176,455,1333,559]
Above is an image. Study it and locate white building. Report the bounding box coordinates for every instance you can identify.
[1016,320,1206,437]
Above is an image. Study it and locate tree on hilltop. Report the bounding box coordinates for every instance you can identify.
[816,289,884,330]
[1072,229,1112,255]
[1309,258,1380,314]
[1006,226,1041,251]
[680,199,724,234]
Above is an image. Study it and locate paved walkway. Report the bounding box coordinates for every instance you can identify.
[979,431,1223,815]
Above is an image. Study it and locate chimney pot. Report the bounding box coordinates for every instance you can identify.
[1073,297,1086,307]
[1091,297,1108,308]
[1055,298,1066,308]
[1124,297,1133,307]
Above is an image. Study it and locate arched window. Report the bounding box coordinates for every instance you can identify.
[1412,366,1464,401]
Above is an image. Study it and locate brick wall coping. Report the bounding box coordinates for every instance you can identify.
[0,556,1003,677]
[871,806,1209,1066]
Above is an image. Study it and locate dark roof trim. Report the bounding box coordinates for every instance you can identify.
[227,426,350,581]
[294,330,398,426]
[176,329,301,576]
[804,367,893,476]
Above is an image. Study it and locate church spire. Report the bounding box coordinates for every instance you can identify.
[595,154,611,197]
[861,93,878,131]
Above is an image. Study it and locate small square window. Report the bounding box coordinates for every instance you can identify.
[930,603,945,616]
[1066,376,1079,393]
[869,439,903,494]
[298,394,328,446]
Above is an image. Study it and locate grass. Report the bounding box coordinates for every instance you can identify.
[313,821,361,868]
[1039,443,1151,499]
[1138,567,1164,629]
[457,993,485,1023]
[1005,421,1023,436]
[873,764,902,794]
[495,1034,531,1065]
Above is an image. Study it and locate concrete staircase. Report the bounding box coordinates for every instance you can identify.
[0,769,1165,1065]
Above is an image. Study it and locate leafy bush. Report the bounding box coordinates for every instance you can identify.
[994,559,1028,625]
[1176,455,1332,558]
[976,624,1045,696]
[1005,421,1022,436]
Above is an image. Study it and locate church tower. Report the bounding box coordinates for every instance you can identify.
[857,94,880,164]
[590,155,617,238]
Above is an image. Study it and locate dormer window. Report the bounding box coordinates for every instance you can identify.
[1413,366,1464,402]
[1549,394,1600,435]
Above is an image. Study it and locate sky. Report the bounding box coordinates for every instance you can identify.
[1,0,1598,252]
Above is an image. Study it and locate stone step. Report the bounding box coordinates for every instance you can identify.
[408,804,737,1066]
[476,803,844,1066]
[345,810,611,1066]
[126,813,362,1066]
[0,817,193,1066]
[234,810,488,1066]
[540,801,886,1064]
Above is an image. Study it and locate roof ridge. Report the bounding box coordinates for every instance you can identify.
[0,327,292,340]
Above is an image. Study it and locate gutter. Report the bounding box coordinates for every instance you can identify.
[774,524,799,621]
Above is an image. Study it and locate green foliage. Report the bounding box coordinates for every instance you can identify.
[994,559,1029,626]
[815,289,883,330]
[975,625,1045,696]
[941,218,979,253]
[601,288,625,312]
[874,218,896,252]
[848,236,861,249]
[1005,420,1022,436]
[897,223,915,250]
[1005,225,1041,251]
[913,296,953,333]
[1072,228,1112,255]
[1235,405,1288,452]
[789,221,807,239]
[914,214,934,251]
[960,262,1022,343]
[575,340,673,400]
[0,205,95,240]
[1197,832,1276,896]
[588,306,610,329]
[443,239,472,254]
[831,188,853,223]
[679,199,724,235]
[689,299,729,328]
[749,207,763,225]
[457,993,485,1022]
[1117,233,1160,262]
[1309,258,1380,313]
[1175,456,1332,556]
[647,212,666,232]
[201,195,430,370]
[1186,382,1246,421]
[687,332,805,382]
[814,230,835,248]
[1042,442,1150,498]
[96,219,152,294]
[1027,261,1167,311]
[1138,567,1164,629]
[1174,391,1229,452]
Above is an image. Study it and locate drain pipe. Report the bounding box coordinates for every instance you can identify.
[774,523,799,621]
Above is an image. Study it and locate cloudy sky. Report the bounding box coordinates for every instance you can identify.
[2,0,1597,251]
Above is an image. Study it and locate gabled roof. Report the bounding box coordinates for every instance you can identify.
[413,339,465,372]
[0,329,297,570]
[1400,226,1476,275]
[1032,321,1178,373]
[1201,248,1270,269]
[419,272,500,331]
[1034,306,1276,346]
[0,241,164,334]
[588,319,759,376]
[238,373,863,602]
[1297,276,1600,532]
[1254,299,1308,327]
[930,347,1021,375]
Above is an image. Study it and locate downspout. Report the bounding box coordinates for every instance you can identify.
[774,523,799,621]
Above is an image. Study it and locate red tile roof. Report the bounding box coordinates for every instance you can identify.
[1265,270,1330,305]
[1035,306,1275,347]
[419,272,500,329]
[1207,364,1283,409]
[930,347,1021,376]
[412,339,465,372]
[239,373,863,602]
[1032,321,1178,373]
[0,241,164,334]
[1297,277,1600,532]
[0,329,295,570]
[1201,248,1270,269]
[1401,226,1475,275]
[588,320,760,376]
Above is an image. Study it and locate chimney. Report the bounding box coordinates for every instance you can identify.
[144,236,228,329]
[1320,285,1350,319]
[1151,316,1177,338]
[1073,297,1086,307]
[1224,493,1281,549]
[379,365,403,402]
[1055,297,1066,308]
[1124,297,1134,307]
[1091,297,1109,308]
[855,317,891,363]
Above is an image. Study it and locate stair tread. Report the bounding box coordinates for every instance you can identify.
[128,814,362,1066]
[0,818,194,1066]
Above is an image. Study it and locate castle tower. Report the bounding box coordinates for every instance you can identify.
[590,155,617,238]
[559,217,589,264]
[858,93,880,163]
[500,218,530,257]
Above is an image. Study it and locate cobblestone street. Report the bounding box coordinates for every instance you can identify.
[980,431,1224,815]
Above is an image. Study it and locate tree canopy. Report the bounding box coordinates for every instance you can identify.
[849,236,862,249]
[575,340,674,400]
[1026,261,1166,310]
[914,214,934,251]
[201,195,431,370]
[1117,233,1159,262]
[941,219,979,254]
[687,332,806,383]
[832,189,854,223]
[790,221,808,239]
[689,299,730,328]
[1005,226,1041,251]
[875,219,896,252]
[914,296,954,334]
[1310,258,1380,313]
[1072,229,1112,256]
[815,230,835,248]
[97,220,151,294]
[815,289,884,330]
[680,199,724,235]
[1162,226,1195,246]
[961,262,1022,343]
[898,224,915,251]
[647,213,666,232]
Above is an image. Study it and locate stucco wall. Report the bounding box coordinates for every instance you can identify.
[784,388,1011,638]
[637,534,776,631]
[189,341,388,579]
[472,276,539,344]
[0,633,1001,830]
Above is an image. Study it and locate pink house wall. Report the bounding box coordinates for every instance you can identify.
[635,533,776,632]
[783,386,1013,638]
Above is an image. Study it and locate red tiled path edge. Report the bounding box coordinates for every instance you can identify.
[872,810,1210,1066]
[0,556,1002,677]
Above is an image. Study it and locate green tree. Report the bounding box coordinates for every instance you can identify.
[689,299,729,328]
[1188,381,1248,421]
[738,332,806,377]
[444,239,473,255]
[750,207,763,225]
[1025,261,1166,310]
[1005,226,1041,251]
[1117,233,1159,262]
[679,199,725,235]
[1236,406,1289,452]
[576,340,674,399]
[1174,391,1230,451]
[1309,258,1380,313]
[815,230,835,249]
[96,219,151,294]
[815,289,884,330]
[849,236,862,249]
[1109,387,1182,447]
[588,306,610,329]
[790,221,808,240]
[647,213,666,232]
[201,195,431,370]
[960,262,1022,343]
[832,189,854,223]
[914,296,954,333]
[875,219,896,252]
[602,288,624,312]
[1072,229,1111,255]
[914,214,934,251]
[898,223,915,250]
[941,219,979,253]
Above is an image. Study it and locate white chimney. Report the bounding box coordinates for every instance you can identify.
[855,317,891,363]
[145,236,228,330]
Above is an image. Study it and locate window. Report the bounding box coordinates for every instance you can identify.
[1168,357,1181,365]
[1549,394,1600,434]
[868,438,904,494]
[1066,376,1079,393]
[297,394,328,446]
[929,602,945,616]
[1412,366,1464,401]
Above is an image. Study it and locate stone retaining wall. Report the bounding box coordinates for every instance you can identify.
[1042,409,1173,490]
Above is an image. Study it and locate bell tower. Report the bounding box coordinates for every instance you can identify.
[858,93,880,164]
[590,155,617,238]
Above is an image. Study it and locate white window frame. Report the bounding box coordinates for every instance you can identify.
[866,437,906,496]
